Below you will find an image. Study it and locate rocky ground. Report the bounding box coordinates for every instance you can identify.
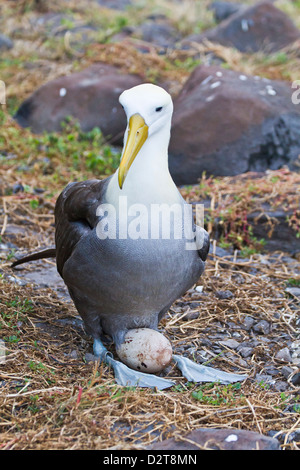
[0,0,299,451]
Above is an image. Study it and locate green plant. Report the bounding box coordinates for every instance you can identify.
[4,334,20,343]
[27,394,40,414]
[0,110,121,181]
[29,199,39,210]
[6,249,16,261]
[191,382,243,406]
[0,297,33,334]
[27,360,56,385]
[286,278,300,287]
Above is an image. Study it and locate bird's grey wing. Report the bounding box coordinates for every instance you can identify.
[55,177,111,276]
[195,225,210,262]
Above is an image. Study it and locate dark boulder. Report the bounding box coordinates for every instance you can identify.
[209,1,241,23]
[96,0,132,10]
[110,15,182,51]
[148,427,280,450]
[247,204,300,254]
[14,63,144,144]
[133,17,182,49]
[183,1,300,53]
[168,65,300,185]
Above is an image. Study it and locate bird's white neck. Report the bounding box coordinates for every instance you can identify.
[106,126,181,207]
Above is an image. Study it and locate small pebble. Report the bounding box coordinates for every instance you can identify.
[291,372,300,386]
[215,290,234,299]
[237,346,253,358]
[281,365,294,379]
[242,316,255,331]
[66,350,78,360]
[195,285,203,293]
[275,347,292,363]
[253,320,270,335]
[274,381,288,392]
[85,353,98,363]
[183,310,199,321]
[285,287,300,297]
[219,339,240,349]
[12,183,24,194]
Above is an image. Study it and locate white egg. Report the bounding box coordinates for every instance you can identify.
[116,328,173,373]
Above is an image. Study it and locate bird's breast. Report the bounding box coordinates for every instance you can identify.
[63,225,202,310]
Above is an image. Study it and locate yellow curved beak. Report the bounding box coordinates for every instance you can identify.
[118,113,148,189]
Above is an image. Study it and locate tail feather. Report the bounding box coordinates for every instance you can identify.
[11,248,56,268]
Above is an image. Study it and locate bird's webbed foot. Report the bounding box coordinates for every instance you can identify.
[110,359,175,389]
[93,340,247,389]
[173,354,248,384]
[93,339,175,390]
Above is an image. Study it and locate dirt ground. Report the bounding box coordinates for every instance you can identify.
[0,171,299,450]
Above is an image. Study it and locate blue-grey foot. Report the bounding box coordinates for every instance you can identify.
[173,354,248,384]
[93,339,175,390]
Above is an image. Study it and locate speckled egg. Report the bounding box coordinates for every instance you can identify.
[116,328,173,373]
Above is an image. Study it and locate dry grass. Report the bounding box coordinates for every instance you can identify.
[0,0,299,451]
[181,168,300,250]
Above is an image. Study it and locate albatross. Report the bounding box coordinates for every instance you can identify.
[12,83,247,389]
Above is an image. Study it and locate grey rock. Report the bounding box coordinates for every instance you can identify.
[219,339,240,349]
[0,33,13,51]
[169,65,300,185]
[66,349,79,360]
[275,347,292,363]
[133,19,182,49]
[281,365,294,379]
[96,0,132,10]
[183,1,300,53]
[209,243,233,257]
[215,289,234,299]
[253,320,271,335]
[14,64,144,144]
[247,205,300,254]
[274,381,289,392]
[182,309,200,321]
[85,353,99,363]
[291,372,300,386]
[285,287,300,297]
[255,373,275,385]
[237,346,253,358]
[242,316,255,331]
[12,183,24,194]
[286,429,300,443]
[209,1,241,23]
[30,12,98,49]
[148,427,280,450]
[265,366,280,376]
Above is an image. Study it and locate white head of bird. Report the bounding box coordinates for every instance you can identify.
[120,83,173,147]
[106,83,178,206]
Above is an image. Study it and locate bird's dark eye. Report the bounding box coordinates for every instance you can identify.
[155,106,163,112]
